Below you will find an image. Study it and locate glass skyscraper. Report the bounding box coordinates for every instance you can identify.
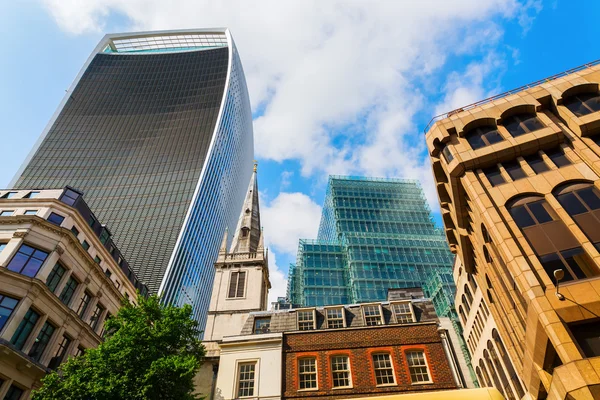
[288,176,456,318]
[11,29,254,328]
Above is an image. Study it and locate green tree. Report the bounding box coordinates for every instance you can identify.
[33,295,205,400]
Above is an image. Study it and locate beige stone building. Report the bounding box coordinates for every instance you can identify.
[426,62,600,399]
[0,187,146,399]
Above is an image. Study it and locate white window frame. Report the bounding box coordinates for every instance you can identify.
[227,270,247,299]
[362,304,384,326]
[372,352,397,387]
[297,309,316,330]
[235,359,259,398]
[391,301,416,324]
[325,307,346,329]
[406,350,433,384]
[330,354,352,389]
[297,357,318,391]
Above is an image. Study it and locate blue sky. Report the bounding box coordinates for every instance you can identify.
[1,0,598,300]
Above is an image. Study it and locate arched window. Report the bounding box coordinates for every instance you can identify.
[493,329,525,398]
[503,113,544,137]
[509,194,599,282]
[487,341,516,400]
[479,360,492,387]
[464,284,473,304]
[481,224,491,243]
[466,125,504,150]
[483,349,503,393]
[483,246,493,263]
[555,183,600,251]
[462,294,471,314]
[564,92,600,117]
[458,305,467,324]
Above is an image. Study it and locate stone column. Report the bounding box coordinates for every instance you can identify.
[35,243,66,283]
[0,231,27,267]
[0,290,35,341]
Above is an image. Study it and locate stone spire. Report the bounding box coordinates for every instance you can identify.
[229,162,261,253]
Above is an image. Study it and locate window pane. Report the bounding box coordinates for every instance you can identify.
[407,351,430,383]
[4,385,24,400]
[298,358,317,389]
[528,201,553,224]
[483,166,505,187]
[254,318,271,334]
[504,161,527,180]
[373,353,395,385]
[561,248,597,279]
[504,115,527,137]
[510,205,535,228]
[525,154,549,173]
[545,148,571,168]
[0,294,19,331]
[10,308,40,350]
[29,321,56,362]
[466,131,486,150]
[522,114,544,132]
[584,93,600,113]
[46,263,66,292]
[331,356,351,387]
[578,187,600,210]
[441,145,453,163]
[237,363,256,397]
[557,192,587,216]
[47,212,65,226]
[565,95,593,117]
[539,252,574,282]
[482,127,504,145]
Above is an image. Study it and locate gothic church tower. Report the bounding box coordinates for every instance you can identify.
[204,164,270,341]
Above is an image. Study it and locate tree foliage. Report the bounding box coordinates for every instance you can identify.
[33,295,205,400]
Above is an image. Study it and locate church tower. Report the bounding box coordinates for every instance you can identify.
[204,163,270,341]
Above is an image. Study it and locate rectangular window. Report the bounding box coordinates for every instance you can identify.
[59,276,79,306]
[24,210,38,215]
[88,215,96,228]
[7,244,49,277]
[77,291,92,318]
[2,192,17,199]
[392,302,415,323]
[4,385,24,400]
[331,355,351,388]
[29,320,56,362]
[70,226,79,237]
[373,353,395,385]
[0,243,6,253]
[228,270,246,298]
[25,191,40,199]
[48,335,72,370]
[298,358,317,390]
[0,294,19,331]
[10,308,40,350]
[101,312,112,338]
[483,166,506,187]
[0,210,14,216]
[94,256,101,264]
[525,153,549,173]
[237,362,256,397]
[363,304,383,326]
[59,189,80,206]
[545,147,571,168]
[75,346,85,357]
[503,160,527,180]
[82,241,90,251]
[90,303,105,331]
[326,308,345,328]
[46,263,66,293]
[297,310,315,330]
[407,351,431,383]
[253,317,271,334]
[441,145,453,163]
[47,212,65,226]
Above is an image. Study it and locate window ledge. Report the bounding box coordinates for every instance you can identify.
[411,381,434,385]
[376,383,398,387]
[297,388,319,392]
[332,386,353,390]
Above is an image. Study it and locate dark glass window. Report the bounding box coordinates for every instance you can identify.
[75,346,85,357]
[7,244,49,277]
[539,248,596,282]
[99,230,110,244]
[59,189,80,206]
[90,303,105,331]
[94,256,101,264]
[48,335,72,370]
[82,241,90,251]
[228,271,246,298]
[77,291,92,318]
[88,215,96,228]
[46,263,66,293]
[10,308,40,350]
[70,226,79,237]
[2,192,17,199]
[253,317,271,334]
[47,212,65,226]
[557,192,588,216]
[503,113,544,137]
[564,93,600,117]
[29,320,56,362]
[570,320,600,357]
[503,160,527,180]
[483,166,505,187]
[466,126,504,150]
[441,145,454,163]
[0,294,19,332]
[510,200,554,228]
[577,187,600,210]
[4,385,24,400]
[525,153,549,174]
[528,201,554,224]
[545,148,571,168]
[59,276,79,306]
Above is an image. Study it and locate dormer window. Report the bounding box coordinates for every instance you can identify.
[297,309,316,330]
[564,92,600,117]
[362,304,384,326]
[465,126,503,150]
[392,301,415,323]
[254,317,271,334]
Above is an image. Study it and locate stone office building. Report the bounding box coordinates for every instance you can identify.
[0,188,145,399]
[426,61,600,399]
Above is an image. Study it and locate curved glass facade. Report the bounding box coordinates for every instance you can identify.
[12,30,254,331]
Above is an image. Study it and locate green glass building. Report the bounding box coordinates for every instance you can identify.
[288,176,456,318]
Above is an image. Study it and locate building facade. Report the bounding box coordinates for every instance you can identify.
[11,29,254,329]
[426,61,600,399]
[0,188,144,398]
[287,176,456,319]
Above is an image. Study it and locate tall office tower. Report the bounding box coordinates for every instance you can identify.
[287,176,456,316]
[426,61,600,399]
[10,29,254,328]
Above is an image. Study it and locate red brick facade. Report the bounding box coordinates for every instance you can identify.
[283,323,457,399]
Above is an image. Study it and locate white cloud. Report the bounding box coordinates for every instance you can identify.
[261,192,321,255]
[266,250,287,306]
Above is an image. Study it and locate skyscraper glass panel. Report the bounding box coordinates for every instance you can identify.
[288,176,455,316]
[11,29,254,329]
